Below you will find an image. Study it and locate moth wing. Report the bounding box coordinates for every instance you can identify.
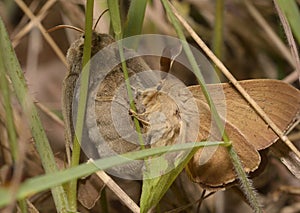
[186,99,260,189]
[187,79,300,189]
[188,79,300,150]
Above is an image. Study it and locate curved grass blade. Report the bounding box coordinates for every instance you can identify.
[0,141,226,208]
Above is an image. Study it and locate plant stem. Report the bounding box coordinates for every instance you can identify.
[212,0,224,80]
[107,0,145,148]
[161,1,262,212]
[68,0,94,211]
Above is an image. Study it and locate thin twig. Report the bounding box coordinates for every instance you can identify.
[168,2,300,160]
[95,170,140,213]
[11,0,40,38]
[35,102,64,127]
[283,69,298,83]
[289,131,300,142]
[14,0,67,66]
[279,185,300,195]
[12,0,57,47]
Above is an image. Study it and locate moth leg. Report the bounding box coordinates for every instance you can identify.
[129,109,150,126]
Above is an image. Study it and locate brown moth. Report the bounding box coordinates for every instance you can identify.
[62,29,300,189]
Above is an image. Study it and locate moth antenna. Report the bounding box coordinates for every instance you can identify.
[47,25,84,33]
[93,9,109,30]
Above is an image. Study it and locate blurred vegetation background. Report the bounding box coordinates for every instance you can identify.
[0,0,300,212]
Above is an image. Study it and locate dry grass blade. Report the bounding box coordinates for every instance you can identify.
[167,1,300,159]
[34,102,64,127]
[14,0,67,66]
[11,0,39,37]
[95,170,140,213]
[279,185,300,195]
[289,130,300,141]
[12,0,57,47]
[283,69,299,83]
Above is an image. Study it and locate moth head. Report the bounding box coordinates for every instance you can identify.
[79,32,114,55]
[48,10,114,75]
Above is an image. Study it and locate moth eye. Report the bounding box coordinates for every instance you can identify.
[82,35,85,39]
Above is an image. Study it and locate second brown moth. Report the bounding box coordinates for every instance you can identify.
[62,30,300,189]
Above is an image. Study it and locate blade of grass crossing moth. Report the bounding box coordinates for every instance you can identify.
[0,141,226,208]
[107,0,145,147]
[161,1,262,212]
[68,0,94,211]
[0,17,69,213]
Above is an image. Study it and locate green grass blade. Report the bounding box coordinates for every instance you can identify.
[161,1,262,212]
[276,0,300,44]
[212,0,225,80]
[140,147,199,213]
[107,0,123,40]
[0,54,18,161]
[67,0,94,211]
[0,17,69,213]
[0,26,28,213]
[123,0,147,37]
[0,141,226,208]
[212,0,224,59]
[107,0,145,147]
